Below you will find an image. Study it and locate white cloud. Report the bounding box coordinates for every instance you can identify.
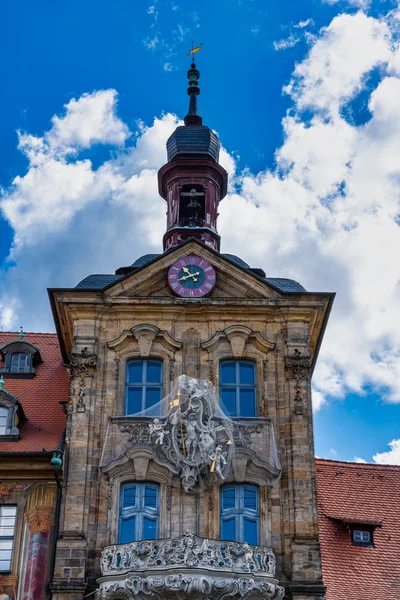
[273,34,301,51]
[285,12,391,115]
[2,8,400,414]
[354,456,367,463]
[322,0,371,8]
[294,18,314,29]
[373,439,400,464]
[143,36,160,50]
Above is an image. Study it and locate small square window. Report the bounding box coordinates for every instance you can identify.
[353,530,370,543]
[351,528,374,547]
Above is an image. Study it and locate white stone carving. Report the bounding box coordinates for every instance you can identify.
[148,377,233,492]
[98,534,284,600]
[98,575,284,600]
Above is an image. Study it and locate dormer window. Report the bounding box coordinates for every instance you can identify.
[0,339,42,379]
[351,527,374,547]
[0,386,25,441]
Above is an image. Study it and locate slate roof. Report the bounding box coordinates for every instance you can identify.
[76,274,123,289]
[75,253,306,293]
[0,332,68,453]
[315,459,400,600]
[166,125,220,162]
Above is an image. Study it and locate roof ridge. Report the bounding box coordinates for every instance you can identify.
[316,457,400,470]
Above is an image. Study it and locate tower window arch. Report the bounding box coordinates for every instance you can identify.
[119,483,159,543]
[125,360,163,415]
[179,185,205,228]
[220,484,260,545]
[219,361,256,417]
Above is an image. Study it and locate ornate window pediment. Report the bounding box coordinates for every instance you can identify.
[0,339,42,380]
[0,385,26,441]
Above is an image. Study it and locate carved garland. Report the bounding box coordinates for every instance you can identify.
[284,349,311,415]
[70,348,97,413]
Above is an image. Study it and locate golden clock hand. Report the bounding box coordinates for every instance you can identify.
[178,271,200,281]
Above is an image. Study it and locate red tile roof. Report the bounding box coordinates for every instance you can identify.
[0,332,68,453]
[316,458,400,600]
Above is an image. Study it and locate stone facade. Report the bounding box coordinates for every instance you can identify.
[49,240,332,600]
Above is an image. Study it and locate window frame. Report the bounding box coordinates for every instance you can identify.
[125,359,163,415]
[220,484,260,545]
[350,526,375,548]
[219,360,257,417]
[0,504,17,573]
[118,482,160,544]
[9,352,30,374]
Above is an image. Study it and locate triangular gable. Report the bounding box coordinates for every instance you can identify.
[103,240,282,300]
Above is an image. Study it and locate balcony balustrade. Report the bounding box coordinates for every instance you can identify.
[97,533,284,600]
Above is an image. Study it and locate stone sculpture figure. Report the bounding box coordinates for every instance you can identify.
[147,376,233,491]
[149,419,168,446]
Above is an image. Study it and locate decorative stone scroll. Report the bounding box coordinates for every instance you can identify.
[202,326,275,359]
[285,349,311,415]
[98,575,284,600]
[70,347,97,377]
[98,534,284,600]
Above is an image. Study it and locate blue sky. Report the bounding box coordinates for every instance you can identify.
[1,0,400,464]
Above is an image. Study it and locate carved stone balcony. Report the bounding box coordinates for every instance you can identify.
[97,533,284,600]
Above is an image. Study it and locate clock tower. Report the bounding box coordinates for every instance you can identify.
[158,60,228,252]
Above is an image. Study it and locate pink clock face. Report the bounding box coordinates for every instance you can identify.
[168,254,216,298]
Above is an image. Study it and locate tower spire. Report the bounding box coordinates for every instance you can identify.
[184,60,202,126]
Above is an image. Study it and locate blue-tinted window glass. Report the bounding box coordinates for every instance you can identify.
[123,487,136,509]
[240,362,255,385]
[125,360,163,415]
[127,361,143,383]
[126,388,143,415]
[144,486,157,509]
[220,362,236,384]
[147,361,162,384]
[221,518,236,541]
[120,517,136,544]
[146,387,161,410]
[222,487,235,511]
[143,517,157,540]
[220,485,259,545]
[243,519,258,545]
[221,389,236,417]
[220,361,257,417]
[243,488,257,511]
[119,483,159,544]
[239,389,256,417]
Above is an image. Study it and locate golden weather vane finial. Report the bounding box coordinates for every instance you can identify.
[188,41,203,56]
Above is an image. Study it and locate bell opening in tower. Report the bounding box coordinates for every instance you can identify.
[179,185,206,228]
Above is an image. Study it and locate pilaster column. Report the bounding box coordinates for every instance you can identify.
[22,485,56,600]
[284,347,325,599]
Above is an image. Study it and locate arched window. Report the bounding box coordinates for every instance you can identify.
[119,483,159,543]
[0,407,8,436]
[219,361,256,417]
[125,360,163,415]
[10,353,29,373]
[220,484,259,545]
[179,185,205,228]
